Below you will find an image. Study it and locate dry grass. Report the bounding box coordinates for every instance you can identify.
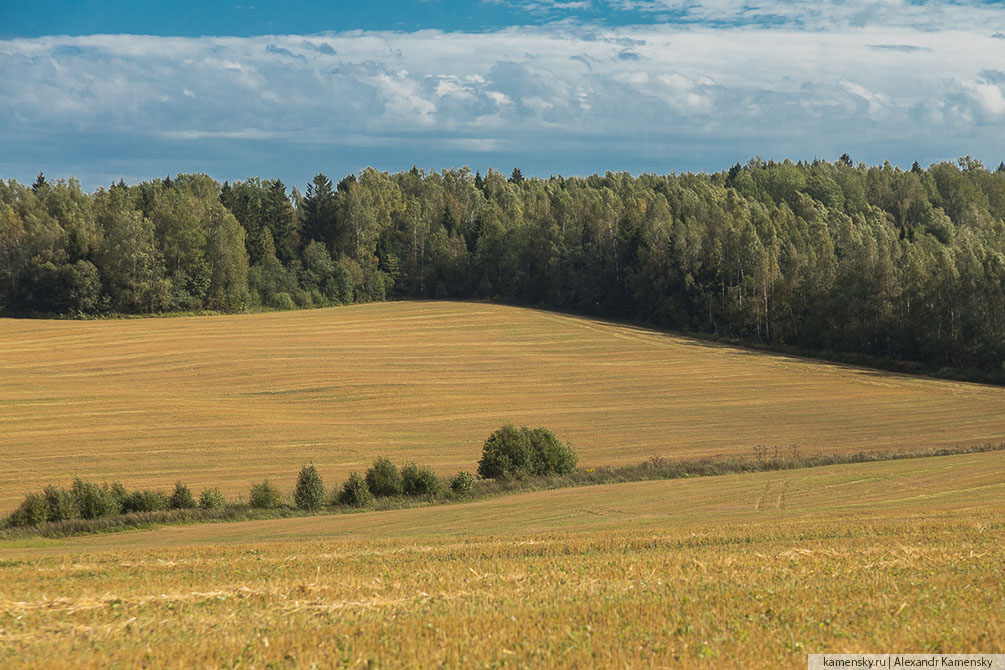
[2,301,1004,511]
[0,452,1002,668]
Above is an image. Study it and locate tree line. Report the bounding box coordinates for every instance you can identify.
[2,156,1004,379]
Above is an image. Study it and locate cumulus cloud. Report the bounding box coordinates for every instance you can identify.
[1,4,1004,187]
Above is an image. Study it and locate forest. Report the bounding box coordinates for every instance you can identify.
[2,156,1004,380]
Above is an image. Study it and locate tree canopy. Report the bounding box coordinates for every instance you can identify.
[3,157,1004,380]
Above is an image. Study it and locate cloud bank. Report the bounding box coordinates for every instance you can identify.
[1,6,1004,188]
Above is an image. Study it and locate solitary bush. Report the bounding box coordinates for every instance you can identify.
[401,463,440,497]
[293,465,325,510]
[199,488,226,510]
[43,485,78,522]
[336,472,374,508]
[7,493,50,528]
[249,480,284,509]
[449,471,474,495]
[169,482,197,510]
[121,489,169,514]
[477,425,577,480]
[365,457,403,497]
[71,478,120,519]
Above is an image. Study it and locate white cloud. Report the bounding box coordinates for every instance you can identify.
[1,6,1004,186]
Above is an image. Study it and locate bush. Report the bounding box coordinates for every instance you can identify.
[121,489,169,514]
[336,472,374,508]
[7,493,50,528]
[71,478,120,519]
[527,427,577,475]
[477,425,534,479]
[249,480,284,509]
[293,465,325,510]
[449,471,474,495]
[199,488,226,510]
[401,463,440,497]
[169,482,197,510]
[43,485,78,522]
[477,425,577,479]
[365,457,403,497]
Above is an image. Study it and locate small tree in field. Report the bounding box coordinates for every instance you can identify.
[478,425,577,480]
[199,488,226,510]
[7,493,49,527]
[401,463,440,496]
[477,424,533,479]
[365,457,403,497]
[449,471,474,495]
[249,480,283,509]
[169,482,197,510]
[336,472,374,508]
[293,465,325,510]
[43,486,78,522]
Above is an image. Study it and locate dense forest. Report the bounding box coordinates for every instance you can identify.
[2,157,1004,380]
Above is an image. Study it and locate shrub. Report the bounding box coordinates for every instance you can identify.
[71,478,120,519]
[7,493,50,528]
[449,471,474,495]
[477,424,534,479]
[169,482,197,510]
[527,427,578,475]
[109,482,128,509]
[121,489,169,514]
[293,465,325,510]
[250,480,284,509]
[365,457,403,497]
[43,485,78,522]
[336,472,374,508]
[477,425,577,479]
[199,488,226,510]
[401,463,440,497]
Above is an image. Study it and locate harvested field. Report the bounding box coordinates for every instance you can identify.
[1,452,1002,668]
[2,301,1004,511]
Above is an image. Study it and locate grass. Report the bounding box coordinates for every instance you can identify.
[0,451,1002,668]
[2,301,1004,512]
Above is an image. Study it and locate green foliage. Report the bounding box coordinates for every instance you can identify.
[71,478,120,519]
[4,161,1005,381]
[293,465,325,511]
[477,425,534,479]
[527,427,578,475]
[249,480,284,509]
[7,493,50,528]
[169,482,197,510]
[449,471,474,495]
[336,472,374,508]
[199,488,226,510]
[43,485,78,522]
[401,463,441,497]
[120,489,169,514]
[478,425,576,479]
[365,457,403,497]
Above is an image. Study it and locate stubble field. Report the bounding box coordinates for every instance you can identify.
[2,301,1004,512]
[0,451,1002,668]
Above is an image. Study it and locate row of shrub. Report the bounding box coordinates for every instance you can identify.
[286,460,475,511]
[4,424,571,528]
[6,479,226,528]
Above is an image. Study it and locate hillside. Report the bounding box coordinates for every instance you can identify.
[1,301,1003,510]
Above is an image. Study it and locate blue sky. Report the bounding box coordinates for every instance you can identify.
[2,1,1005,191]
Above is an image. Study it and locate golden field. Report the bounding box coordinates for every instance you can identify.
[1,301,1004,511]
[1,452,1003,668]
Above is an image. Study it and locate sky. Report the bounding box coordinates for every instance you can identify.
[2,1,1005,191]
